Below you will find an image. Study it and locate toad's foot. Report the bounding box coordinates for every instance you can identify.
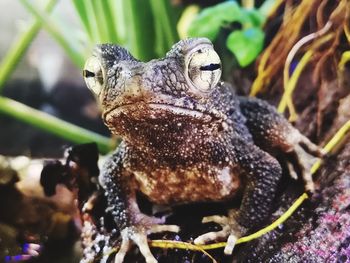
[114,223,180,263]
[287,143,324,193]
[194,211,246,255]
[286,132,326,193]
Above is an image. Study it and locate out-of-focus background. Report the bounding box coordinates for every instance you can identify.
[0,0,109,157]
[0,0,272,157]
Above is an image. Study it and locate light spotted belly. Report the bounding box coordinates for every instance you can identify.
[133,166,241,205]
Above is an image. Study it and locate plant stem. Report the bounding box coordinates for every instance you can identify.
[91,0,109,43]
[19,0,85,68]
[259,0,283,18]
[72,0,93,41]
[123,0,156,60]
[0,96,114,154]
[277,50,313,115]
[101,0,119,43]
[109,0,126,45]
[83,0,100,44]
[150,0,179,56]
[0,0,57,92]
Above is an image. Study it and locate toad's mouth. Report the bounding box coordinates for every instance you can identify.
[104,103,221,123]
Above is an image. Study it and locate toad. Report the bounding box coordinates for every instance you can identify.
[83,38,323,263]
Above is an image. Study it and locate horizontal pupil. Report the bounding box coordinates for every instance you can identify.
[83,70,95,78]
[200,63,221,71]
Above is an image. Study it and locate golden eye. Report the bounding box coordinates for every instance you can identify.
[187,47,221,93]
[83,56,105,95]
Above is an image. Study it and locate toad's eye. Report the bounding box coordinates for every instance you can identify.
[83,56,105,95]
[187,47,221,92]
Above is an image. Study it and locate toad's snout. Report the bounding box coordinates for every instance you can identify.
[111,69,160,108]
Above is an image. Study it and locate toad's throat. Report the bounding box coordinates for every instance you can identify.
[106,103,216,122]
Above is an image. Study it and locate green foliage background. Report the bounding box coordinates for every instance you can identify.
[0,0,273,154]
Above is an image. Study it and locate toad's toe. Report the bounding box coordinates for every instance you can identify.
[114,227,157,263]
[132,231,157,263]
[224,234,238,255]
[150,224,180,233]
[195,215,231,245]
[194,226,231,245]
[287,162,298,180]
[114,236,131,263]
[194,225,242,255]
[201,215,229,225]
[114,223,180,263]
[299,135,325,157]
[287,143,320,193]
[195,210,245,254]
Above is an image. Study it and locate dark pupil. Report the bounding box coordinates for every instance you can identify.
[200,63,220,71]
[83,70,95,78]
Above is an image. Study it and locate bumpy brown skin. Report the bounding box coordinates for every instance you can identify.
[86,38,322,262]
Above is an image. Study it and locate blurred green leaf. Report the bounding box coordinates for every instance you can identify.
[0,0,57,91]
[187,1,265,40]
[226,27,264,67]
[72,0,93,41]
[187,1,243,40]
[100,0,119,43]
[177,5,199,39]
[243,9,265,27]
[122,0,156,60]
[187,1,266,67]
[150,0,179,57]
[20,0,85,68]
[109,0,127,45]
[80,0,100,43]
[91,0,109,42]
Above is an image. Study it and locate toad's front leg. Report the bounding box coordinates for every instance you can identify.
[238,96,325,192]
[195,141,282,254]
[100,148,179,263]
